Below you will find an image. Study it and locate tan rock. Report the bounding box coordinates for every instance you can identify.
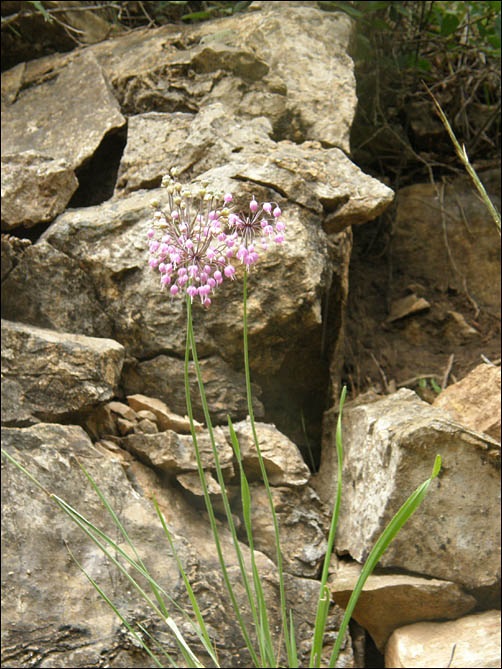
[329,561,476,651]
[385,610,502,668]
[315,389,501,592]
[107,400,137,422]
[232,419,311,487]
[1,152,78,230]
[126,393,201,434]
[1,319,124,424]
[122,426,234,479]
[1,51,125,172]
[392,173,501,316]
[434,363,501,441]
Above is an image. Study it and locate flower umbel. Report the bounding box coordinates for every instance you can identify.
[147,170,286,306]
[227,196,285,268]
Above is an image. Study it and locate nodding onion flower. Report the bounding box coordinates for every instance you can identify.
[147,169,285,307]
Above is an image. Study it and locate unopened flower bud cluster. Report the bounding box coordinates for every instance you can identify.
[147,169,285,307]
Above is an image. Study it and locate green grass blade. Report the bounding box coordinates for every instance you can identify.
[65,542,168,668]
[328,454,442,667]
[227,416,275,664]
[241,269,292,667]
[152,496,220,666]
[310,386,347,668]
[50,494,206,667]
[184,299,262,667]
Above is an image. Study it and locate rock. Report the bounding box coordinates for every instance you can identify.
[247,483,327,578]
[0,233,31,281]
[24,186,332,445]
[1,151,78,230]
[228,140,394,232]
[386,293,431,323]
[121,426,235,481]
[1,51,125,173]
[1,423,355,667]
[442,310,479,344]
[231,419,311,487]
[107,400,137,422]
[329,561,476,651]
[126,393,199,434]
[114,111,394,232]
[392,171,501,316]
[134,417,158,434]
[114,107,274,195]
[1,423,182,668]
[434,363,501,441]
[1,320,124,425]
[88,0,356,150]
[314,389,501,592]
[385,610,501,668]
[1,240,115,338]
[123,356,264,426]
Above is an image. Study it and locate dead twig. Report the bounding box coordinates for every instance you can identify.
[441,353,455,390]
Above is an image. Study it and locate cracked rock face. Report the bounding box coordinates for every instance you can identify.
[1,2,409,667]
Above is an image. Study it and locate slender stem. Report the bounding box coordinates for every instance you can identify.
[242,270,294,665]
[184,297,262,667]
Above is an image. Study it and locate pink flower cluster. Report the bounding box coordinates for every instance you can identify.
[147,171,285,307]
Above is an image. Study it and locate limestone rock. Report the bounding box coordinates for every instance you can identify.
[1,320,124,425]
[87,0,356,151]
[1,240,114,338]
[1,51,125,171]
[121,426,235,480]
[1,423,181,668]
[248,483,327,578]
[0,233,31,282]
[116,113,394,232]
[126,393,198,434]
[434,363,501,441]
[329,561,476,651]
[385,610,501,668]
[123,355,264,426]
[1,151,78,230]
[315,389,501,592]
[232,419,311,487]
[1,422,354,667]
[114,107,274,195]
[230,140,394,232]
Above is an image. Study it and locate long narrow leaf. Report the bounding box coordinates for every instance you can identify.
[153,496,220,666]
[328,455,442,666]
[52,495,205,667]
[241,269,292,667]
[184,298,262,667]
[65,542,168,669]
[310,386,347,668]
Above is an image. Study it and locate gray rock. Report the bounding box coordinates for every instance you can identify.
[232,419,311,487]
[1,423,354,668]
[1,51,125,171]
[122,426,235,480]
[315,389,501,592]
[1,320,124,424]
[122,354,264,425]
[1,152,78,230]
[248,483,327,578]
